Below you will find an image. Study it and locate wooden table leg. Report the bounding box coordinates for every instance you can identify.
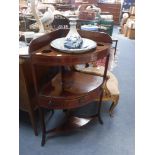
[39,107,46,146]
[114,40,118,57]
[112,38,118,57]
[28,109,38,136]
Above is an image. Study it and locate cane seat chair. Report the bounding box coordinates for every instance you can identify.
[75,65,119,116]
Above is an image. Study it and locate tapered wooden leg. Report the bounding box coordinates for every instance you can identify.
[51,109,54,116]
[28,110,38,136]
[39,108,46,146]
[109,101,118,117]
[97,89,104,124]
[47,109,54,122]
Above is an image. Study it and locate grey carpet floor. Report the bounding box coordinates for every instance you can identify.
[19,27,135,155]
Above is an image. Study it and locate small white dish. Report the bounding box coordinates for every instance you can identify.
[81,25,99,31]
[50,37,97,54]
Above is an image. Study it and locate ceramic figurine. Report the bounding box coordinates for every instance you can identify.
[31,0,44,33]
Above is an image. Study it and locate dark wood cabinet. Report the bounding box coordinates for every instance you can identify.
[73,1,121,25]
[74,0,97,7]
[98,3,121,25]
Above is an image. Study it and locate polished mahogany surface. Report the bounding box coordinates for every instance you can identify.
[38,71,103,109]
[29,29,112,66]
[29,29,112,146]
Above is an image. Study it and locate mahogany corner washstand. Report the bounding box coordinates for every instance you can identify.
[29,29,112,146]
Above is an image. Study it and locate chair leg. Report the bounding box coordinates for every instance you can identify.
[39,107,46,146]
[109,100,118,117]
[97,89,104,124]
